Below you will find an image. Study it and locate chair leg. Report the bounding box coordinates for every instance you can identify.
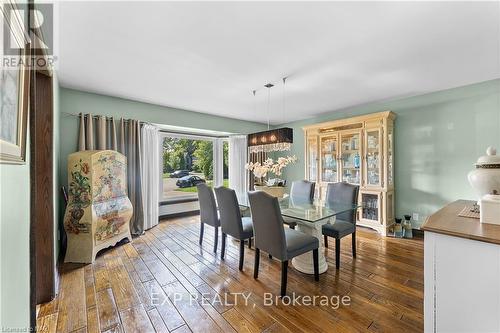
[281,261,288,297]
[239,240,245,271]
[254,248,260,279]
[324,235,328,248]
[352,232,356,258]
[335,238,340,269]
[248,238,252,249]
[268,254,272,259]
[199,222,204,245]
[313,249,319,281]
[221,233,226,260]
[213,227,218,253]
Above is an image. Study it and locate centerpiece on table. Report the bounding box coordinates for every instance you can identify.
[245,156,297,198]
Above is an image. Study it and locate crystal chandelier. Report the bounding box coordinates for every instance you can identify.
[248,128,293,153]
[247,79,293,154]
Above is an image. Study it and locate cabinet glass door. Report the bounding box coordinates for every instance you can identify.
[307,137,318,182]
[320,135,338,183]
[365,129,382,187]
[361,192,380,222]
[340,132,361,185]
[387,127,394,186]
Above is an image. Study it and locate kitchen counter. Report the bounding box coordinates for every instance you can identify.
[421,199,500,245]
[423,200,500,332]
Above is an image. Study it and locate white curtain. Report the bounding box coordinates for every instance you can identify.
[213,138,224,188]
[141,124,160,231]
[229,135,248,202]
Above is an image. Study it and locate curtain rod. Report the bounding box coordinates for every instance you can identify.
[61,112,154,125]
[62,112,232,138]
[159,129,230,139]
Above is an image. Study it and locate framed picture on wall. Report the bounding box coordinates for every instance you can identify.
[0,1,30,164]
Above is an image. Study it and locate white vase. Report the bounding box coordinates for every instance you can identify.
[254,185,286,198]
[468,147,500,204]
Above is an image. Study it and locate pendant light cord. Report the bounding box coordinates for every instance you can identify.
[282,77,287,125]
[253,80,287,128]
[253,89,257,116]
[267,87,271,130]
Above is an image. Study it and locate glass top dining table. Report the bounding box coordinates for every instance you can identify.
[238,195,360,223]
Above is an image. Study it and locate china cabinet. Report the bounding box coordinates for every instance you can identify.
[304,111,395,235]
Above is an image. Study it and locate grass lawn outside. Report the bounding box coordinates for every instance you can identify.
[175,179,229,192]
[163,172,170,178]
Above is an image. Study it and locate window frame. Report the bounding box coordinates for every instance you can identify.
[159,131,229,205]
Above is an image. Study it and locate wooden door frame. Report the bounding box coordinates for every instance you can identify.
[29,67,55,329]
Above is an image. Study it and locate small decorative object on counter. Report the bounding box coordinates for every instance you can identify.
[403,214,413,239]
[394,218,403,238]
[480,190,500,225]
[468,146,500,205]
[266,178,286,187]
[471,202,480,214]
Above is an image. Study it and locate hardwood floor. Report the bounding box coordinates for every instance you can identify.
[37,216,424,333]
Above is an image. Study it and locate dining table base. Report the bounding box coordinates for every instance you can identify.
[291,217,331,275]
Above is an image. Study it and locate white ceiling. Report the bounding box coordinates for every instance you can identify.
[57,1,500,125]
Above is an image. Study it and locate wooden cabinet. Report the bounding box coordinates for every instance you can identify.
[64,150,133,263]
[304,111,395,235]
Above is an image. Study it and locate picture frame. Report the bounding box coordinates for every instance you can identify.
[0,1,30,164]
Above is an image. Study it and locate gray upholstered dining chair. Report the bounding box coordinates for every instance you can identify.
[290,180,316,201]
[197,183,220,253]
[322,182,359,269]
[214,187,254,271]
[248,191,319,297]
[282,180,316,229]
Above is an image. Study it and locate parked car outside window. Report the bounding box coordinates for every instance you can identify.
[170,170,190,178]
[176,175,206,188]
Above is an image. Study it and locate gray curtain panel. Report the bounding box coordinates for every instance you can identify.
[77,113,145,235]
[126,119,144,235]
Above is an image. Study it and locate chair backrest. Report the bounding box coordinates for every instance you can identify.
[214,187,244,238]
[197,184,219,227]
[248,191,287,260]
[290,180,316,201]
[325,182,359,223]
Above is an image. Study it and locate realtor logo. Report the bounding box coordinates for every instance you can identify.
[2,3,53,56]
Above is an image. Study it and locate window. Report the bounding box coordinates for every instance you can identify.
[160,134,229,204]
[161,136,215,201]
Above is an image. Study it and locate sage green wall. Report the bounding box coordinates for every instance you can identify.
[279,79,500,226]
[0,75,60,331]
[0,137,31,330]
[59,87,268,192]
[0,2,31,324]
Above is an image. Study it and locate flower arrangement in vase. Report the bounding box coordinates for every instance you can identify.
[245,156,297,187]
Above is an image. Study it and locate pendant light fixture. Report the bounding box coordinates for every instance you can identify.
[248,79,293,154]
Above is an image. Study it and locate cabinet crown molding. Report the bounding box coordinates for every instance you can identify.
[302,111,395,132]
